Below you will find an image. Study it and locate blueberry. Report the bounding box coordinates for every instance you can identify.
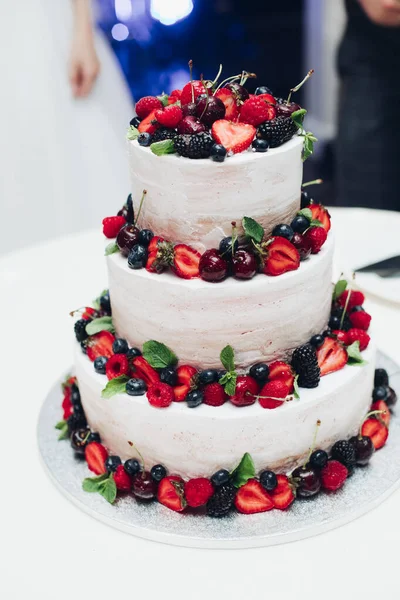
[138,132,152,147]
[186,389,204,408]
[301,190,312,209]
[374,368,389,388]
[99,291,111,314]
[372,386,389,402]
[71,384,81,408]
[198,369,219,385]
[127,347,142,359]
[255,86,273,95]
[291,214,309,234]
[211,469,230,487]
[127,244,148,269]
[252,138,269,152]
[130,116,141,128]
[249,362,269,383]
[105,455,122,473]
[124,458,141,476]
[126,378,147,396]
[219,236,239,259]
[139,229,154,246]
[160,366,177,386]
[271,223,294,241]
[151,464,167,482]
[217,369,227,381]
[328,315,341,330]
[309,449,328,470]
[112,338,129,354]
[87,431,101,444]
[310,334,325,348]
[210,143,227,162]
[94,356,108,374]
[322,328,332,337]
[259,470,278,492]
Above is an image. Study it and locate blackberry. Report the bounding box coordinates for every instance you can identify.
[331,440,356,471]
[206,481,236,518]
[74,319,88,342]
[70,384,81,409]
[151,127,177,143]
[257,116,297,148]
[291,344,320,388]
[174,133,213,159]
[80,341,88,354]
[67,412,87,435]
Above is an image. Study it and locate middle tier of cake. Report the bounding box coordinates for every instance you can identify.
[107,231,334,369]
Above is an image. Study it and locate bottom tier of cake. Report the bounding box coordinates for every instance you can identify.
[75,342,376,478]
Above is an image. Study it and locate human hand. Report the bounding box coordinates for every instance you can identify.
[358,0,400,27]
[68,35,100,98]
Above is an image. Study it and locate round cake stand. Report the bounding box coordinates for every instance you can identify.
[37,351,400,549]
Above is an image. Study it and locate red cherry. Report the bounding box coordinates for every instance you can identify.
[275,101,301,117]
[116,224,140,257]
[230,376,259,407]
[195,95,226,126]
[199,249,228,282]
[132,471,157,501]
[225,82,250,102]
[291,232,312,261]
[181,102,197,117]
[232,249,257,279]
[177,116,206,135]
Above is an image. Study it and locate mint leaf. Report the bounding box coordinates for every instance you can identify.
[242,216,264,244]
[150,139,175,156]
[99,476,117,504]
[231,453,256,488]
[220,345,235,372]
[297,208,312,221]
[86,317,115,336]
[142,340,178,369]
[93,289,108,310]
[82,473,109,493]
[301,132,318,161]
[219,372,237,396]
[126,125,139,141]
[333,279,348,301]
[310,219,323,228]
[105,241,119,256]
[101,375,130,399]
[293,375,300,400]
[291,108,307,129]
[347,341,367,366]
[157,93,169,107]
[55,420,69,441]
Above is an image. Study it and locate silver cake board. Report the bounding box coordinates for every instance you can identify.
[37,351,400,549]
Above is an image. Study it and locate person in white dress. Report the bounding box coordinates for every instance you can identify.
[0,0,133,255]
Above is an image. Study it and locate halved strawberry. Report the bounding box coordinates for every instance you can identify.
[361,418,389,450]
[262,237,300,276]
[132,356,160,385]
[148,236,165,253]
[268,360,295,392]
[86,331,115,362]
[138,109,160,135]
[173,244,201,279]
[211,119,256,154]
[371,400,390,427]
[307,204,331,232]
[157,475,187,512]
[146,251,166,275]
[234,479,274,514]
[173,384,190,402]
[316,337,347,376]
[173,365,197,402]
[85,442,108,475]
[215,88,240,121]
[270,474,295,510]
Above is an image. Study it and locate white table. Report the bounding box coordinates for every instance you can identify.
[2,208,400,600]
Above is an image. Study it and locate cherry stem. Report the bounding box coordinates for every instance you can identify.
[134,189,147,227]
[128,440,146,475]
[188,59,194,103]
[303,420,321,468]
[256,394,292,401]
[199,74,210,120]
[213,73,242,95]
[302,179,323,188]
[287,69,314,104]
[231,221,237,259]
[359,409,387,437]
[211,63,223,87]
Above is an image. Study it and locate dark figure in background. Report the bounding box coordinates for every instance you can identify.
[336,0,400,211]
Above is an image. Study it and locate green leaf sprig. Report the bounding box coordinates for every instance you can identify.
[102,375,130,399]
[126,125,139,141]
[55,420,69,441]
[86,316,115,336]
[332,279,348,302]
[142,340,178,369]
[347,341,368,366]
[105,241,119,256]
[291,108,318,161]
[219,345,238,396]
[150,139,176,156]
[296,208,323,229]
[242,216,264,244]
[82,473,117,504]
[231,453,256,488]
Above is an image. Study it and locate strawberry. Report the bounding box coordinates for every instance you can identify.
[303,226,327,254]
[262,236,300,276]
[215,88,240,121]
[102,216,126,239]
[105,354,129,380]
[148,235,165,253]
[135,95,163,119]
[316,337,347,376]
[173,365,197,402]
[146,237,173,274]
[258,380,289,409]
[155,105,183,128]
[132,356,160,385]
[138,109,160,134]
[146,251,166,274]
[229,375,259,407]
[234,479,274,514]
[181,80,210,105]
[308,204,331,232]
[361,418,389,450]
[184,478,214,508]
[332,330,348,344]
[62,389,73,420]
[173,244,201,279]
[113,464,132,491]
[239,97,276,126]
[85,442,108,475]
[270,474,295,510]
[349,311,371,331]
[211,119,256,154]
[86,331,115,362]
[203,382,227,406]
[76,306,97,321]
[320,460,348,491]
[157,475,186,512]
[346,328,370,351]
[147,382,174,408]
[173,384,190,402]
[268,360,295,392]
[338,289,365,309]
[371,400,390,426]
[168,89,182,103]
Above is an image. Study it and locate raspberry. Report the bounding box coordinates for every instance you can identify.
[239,97,276,126]
[320,460,348,491]
[62,389,73,420]
[102,216,126,239]
[203,383,227,407]
[147,383,174,408]
[113,465,132,492]
[184,478,214,507]
[338,290,365,309]
[346,328,370,351]
[155,105,183,128]
[135,96,163,120]
[349,311,371,331]
[332,330,349,344]
[105,354,129,380]
[303,226,327,254]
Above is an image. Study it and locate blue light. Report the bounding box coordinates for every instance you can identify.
[150,0,194,26]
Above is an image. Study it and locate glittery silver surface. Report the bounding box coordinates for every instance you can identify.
[37,352,400,549]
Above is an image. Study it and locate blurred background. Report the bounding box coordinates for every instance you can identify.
[1,0,399,256]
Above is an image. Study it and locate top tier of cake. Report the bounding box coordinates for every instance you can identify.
[128,136,303,252]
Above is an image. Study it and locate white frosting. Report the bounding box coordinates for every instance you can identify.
[128,137,303,252]
[107,232,334,369]
[75,342,376,478]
